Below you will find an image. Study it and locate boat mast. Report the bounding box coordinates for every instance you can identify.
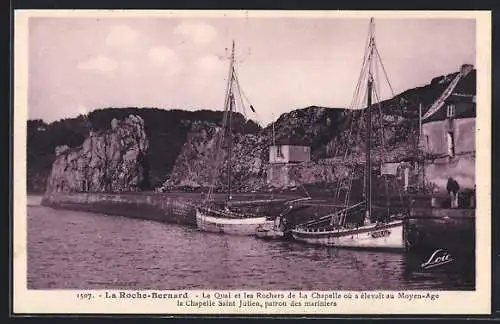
[272,113,276,146]
[226,40,236,202]
[419,103,422,138]
[418,102,423,191]
[365,78,373,223]
[365,18,375,224]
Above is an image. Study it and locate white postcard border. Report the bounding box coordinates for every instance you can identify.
[13,9,492,315]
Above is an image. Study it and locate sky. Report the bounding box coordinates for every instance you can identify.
[27,13,476,126]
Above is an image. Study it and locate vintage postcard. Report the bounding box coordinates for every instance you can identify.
[14,10,491,315]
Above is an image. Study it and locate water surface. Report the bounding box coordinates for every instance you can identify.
[27,197,474,290]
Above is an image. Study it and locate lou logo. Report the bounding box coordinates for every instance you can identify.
[421,249,454,269]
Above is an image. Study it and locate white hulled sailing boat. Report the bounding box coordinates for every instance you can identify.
[291,18,407,251]
[196,41,275,235]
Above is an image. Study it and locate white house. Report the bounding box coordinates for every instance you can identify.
[420,66,476,191]
[268,145,311,164]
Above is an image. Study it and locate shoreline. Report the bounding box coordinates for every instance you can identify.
[36,191,476,255]
[39,191,302,227]
[41,192,202,226]
[37,191,476,223]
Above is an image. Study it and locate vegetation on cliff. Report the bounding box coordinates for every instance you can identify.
[28,108,259,193]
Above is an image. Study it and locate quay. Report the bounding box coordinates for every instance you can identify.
[41,191,475,254]
[41,191,299,227]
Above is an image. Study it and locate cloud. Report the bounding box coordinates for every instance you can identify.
[106,25,138,47]
[188,55,227,98]
[195,55,225,74]
[77,47,181,76]
[119,59,137,74]
[147,46,183,75]
[173,22,217,44]
[77,56,118,73]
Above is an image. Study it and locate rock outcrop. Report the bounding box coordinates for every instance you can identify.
[163,121,268,192]
[262,106,350,160]
[160,66,475,193]
[27,108,245,192]
[160,104,419,193]
[45,115,149,193]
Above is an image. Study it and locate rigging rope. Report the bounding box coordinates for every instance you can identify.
[232,60,314,200]
[232,68,248,120]
[326,18,410,226]
[371,58,408,216]
[205,73,235,203]
[374,45,395,98]
[331,30,373,207]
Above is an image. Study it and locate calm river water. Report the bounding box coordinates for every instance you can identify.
[27,196,474,291]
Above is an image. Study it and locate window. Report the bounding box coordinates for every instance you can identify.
[277,145,284,158]
[447,131,455,158]
[446,104,455,118]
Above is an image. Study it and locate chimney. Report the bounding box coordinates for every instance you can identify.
[460,64,474,77]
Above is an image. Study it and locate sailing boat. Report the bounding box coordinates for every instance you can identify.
[290,18,407,251]
[196,41,275,236]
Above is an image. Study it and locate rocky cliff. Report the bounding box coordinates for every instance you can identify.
[28,108,257,193]
[162,68,475,193]
[163,121,268,192]
[45,115,149,193]
[161,105,418,193]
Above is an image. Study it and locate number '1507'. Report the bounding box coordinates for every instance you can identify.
[77,293,93,300]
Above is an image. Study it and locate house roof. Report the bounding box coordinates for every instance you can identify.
[446,93,476,104]
[422,100,476,124]
[422,69,476,124]
[272,138,310,146]
[421,66,476,123]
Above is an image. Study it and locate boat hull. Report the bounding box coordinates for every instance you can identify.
[196,208,274,236]
[291,220,405,251]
